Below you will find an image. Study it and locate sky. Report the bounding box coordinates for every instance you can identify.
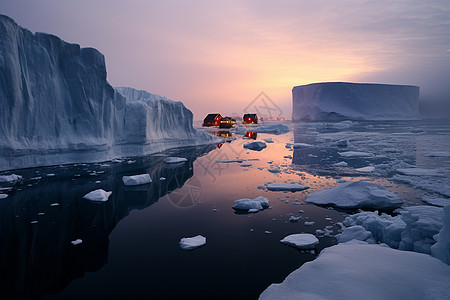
[1,0,449,120]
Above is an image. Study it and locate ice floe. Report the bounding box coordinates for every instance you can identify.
[280,233,319,249]
[260,243,450,300]
[163,157,188,164]
[0,194,8,199]
[179,235,206,250]
[83,189,112,202]
[305,181,403,210]
[266,183,309,192]
[243,141,267,151]
[122,174,152,186]
[333,161,348,167]
[232,196,269,212]
[0,174,22,183]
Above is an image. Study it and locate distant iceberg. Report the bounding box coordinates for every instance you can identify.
[292,82,420,121]
[0,14,215,171]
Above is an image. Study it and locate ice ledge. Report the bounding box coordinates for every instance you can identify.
[292,82,420,121]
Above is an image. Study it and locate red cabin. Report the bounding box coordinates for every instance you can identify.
[203,113,222,127]
[243,113,258,125]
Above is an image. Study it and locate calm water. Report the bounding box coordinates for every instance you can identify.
[1,120,449,299]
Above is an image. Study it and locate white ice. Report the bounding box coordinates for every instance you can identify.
[266,183,310,192]
[422,195,450,207]
[280,233,319,249]
[0,174,22,183]
[260,244,450,299]
[179,235,206,250]
[71,239,83,246]
[355,166,375,173]
[83,189,112,202]
[243,141,267,151]
[122,174,152,186]
[163,157,188,164]
[232,196,269,212]
[0,194,8,199]
[305,181,403,210]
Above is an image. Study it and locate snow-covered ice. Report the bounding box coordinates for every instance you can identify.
[163,157,188,164]
[243,141,267,151]
[267,167,281,173]
[266,183,309,192]
[305,181,403,210]
[122,174,152,186]
[179,235,206,250]
[260,244,450,300]
[232,196,269,212]
[83,189,112,202]
[280,234,319,249]
[292,82,420,121]
[337,225,373,243]
[333,161,348,167]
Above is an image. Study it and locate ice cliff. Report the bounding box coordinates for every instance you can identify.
[292,82,420,121]
[0,15,214,171]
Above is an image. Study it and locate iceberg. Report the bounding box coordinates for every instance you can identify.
[260,244,450,300]
[0,15,215,171]
[82,189,112,202]
[122,174,152,186]
[292,82,420,121]
[280,233,319,249]
[232,196,269,212]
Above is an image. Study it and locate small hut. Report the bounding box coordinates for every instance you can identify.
[243,113,258,125]
[203,113,222,127]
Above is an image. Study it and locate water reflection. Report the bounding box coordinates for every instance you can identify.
[245,131,257,139]
[0,145,214,299]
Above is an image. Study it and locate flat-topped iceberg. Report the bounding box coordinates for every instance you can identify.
[179,235,206,250]
[292,82,420,121]
[280,233,319,249]
[0,15,215,171]
[305,181,403,210]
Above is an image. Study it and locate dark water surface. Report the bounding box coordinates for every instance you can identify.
[1,120,449,299]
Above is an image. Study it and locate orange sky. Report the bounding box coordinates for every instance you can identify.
[1,0,449,119]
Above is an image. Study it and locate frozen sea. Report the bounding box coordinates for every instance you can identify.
[1,120,449,299]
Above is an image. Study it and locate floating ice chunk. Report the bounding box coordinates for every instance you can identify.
[338,151,373,157]
[305,181,403,210]
[280,233,319,249]
[355,166,375,173]
[293,143,313,148]
[397,168,437,176]
[268,167,281,173]
[163,157,187,164]
[0,174,22,183]
[71,239,83,245]
[159,177,166,180]
[426,151,450,157]
[243,141,267,151]
[50,203,60,206]
[232,196,269,212]
[0,194,8,199]
[333,161,348,167]
[260,244,450,300]
[304,221,315,226]
[265,231,272,234]
[338,225,373,243]
[422,195,450,207]
[263,138,274,143]
[432,205,450,264]
[216,159,244,163]
[46,173,55,177]
[83,189,112,202]
[122,174,152,186]
[267,183,310,192]
[179,235,206,250]
[289,216,300,222]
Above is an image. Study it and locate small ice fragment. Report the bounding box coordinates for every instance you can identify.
[267,183,309,192]
[0,194,8,199]
[333,161,348,167]
[240,164,252,167]
[50,203,60,206]
[280,233,319,249]
[83,189,112,202]
[95,181,101,184]
[30,221,38,224]
[179,235,206,250]
[355,166,375,173]
[37,212,45,216]
[160,177,166,181]
[163,157,188,164]
[0,174,22,183]
[216,159,244,163]
[71,239,83,245]
[265,231,272,234]
[299,210,304,213]
[268,168,281,173]
[305,221,315,226]
[122,174,152,186]
[289,216,300,222]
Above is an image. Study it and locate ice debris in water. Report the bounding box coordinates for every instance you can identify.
[122,174,152,186]
[179,235,206,250]
[0,174,22,183]
[163,157,188,164]
[232,196,269,212]
[243,141,267,151]
[216,159,244,163]
[280,233,319,249]
[83,189,112,202]
[266,183,310,192]
[71,239,83,246]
